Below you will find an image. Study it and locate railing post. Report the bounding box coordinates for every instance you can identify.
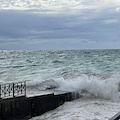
[13,83,15,97]
[24,81,26,96]
[0,85,1,99]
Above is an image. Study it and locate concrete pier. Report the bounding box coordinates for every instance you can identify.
[109,112,120,120]
[0,92,74,120]
[0,81,118,120]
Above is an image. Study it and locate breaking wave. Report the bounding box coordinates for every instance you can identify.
[27,74,120,101]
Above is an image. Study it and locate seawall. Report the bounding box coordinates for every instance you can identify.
[0,92,74,120]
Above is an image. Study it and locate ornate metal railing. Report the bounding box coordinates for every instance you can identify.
[0,81,26,99]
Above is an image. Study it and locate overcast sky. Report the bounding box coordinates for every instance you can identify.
[0,0,120,50]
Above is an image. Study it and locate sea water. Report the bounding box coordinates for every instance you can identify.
[1,49,120,119]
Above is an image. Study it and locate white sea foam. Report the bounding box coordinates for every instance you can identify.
[57,75,120,101]
[30,98,120,120]
[29,74,120,120]
[27,74,120,101]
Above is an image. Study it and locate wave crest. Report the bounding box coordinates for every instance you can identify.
[27,74,120,101]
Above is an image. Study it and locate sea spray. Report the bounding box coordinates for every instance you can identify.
[26,74,120,101]
[55,74,120,101]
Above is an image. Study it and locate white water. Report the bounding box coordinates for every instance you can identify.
[28,74,120,120]
[30,98,120,120]
[27,74,120,101]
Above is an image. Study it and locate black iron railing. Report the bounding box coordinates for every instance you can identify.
[0,81,26,99]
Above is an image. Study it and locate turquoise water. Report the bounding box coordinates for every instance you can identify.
[0,49,120,100]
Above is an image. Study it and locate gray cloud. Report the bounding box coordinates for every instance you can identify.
[0,0,120,50]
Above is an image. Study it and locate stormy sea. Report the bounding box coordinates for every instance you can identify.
[1,49,120,120]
